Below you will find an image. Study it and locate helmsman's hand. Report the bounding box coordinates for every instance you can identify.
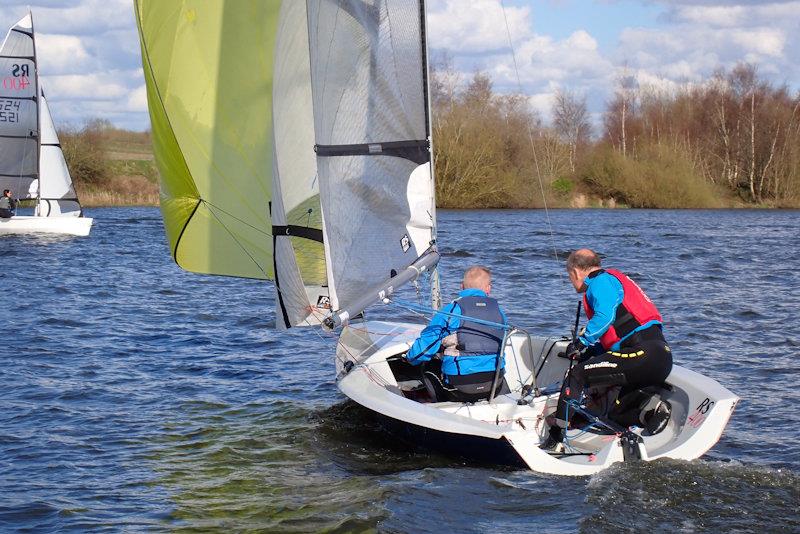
[565,339,586,361]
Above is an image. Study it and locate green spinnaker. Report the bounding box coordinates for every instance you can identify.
[135,1,281,279]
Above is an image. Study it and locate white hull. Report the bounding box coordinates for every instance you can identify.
[0,215,93,237]
[336,321,739,476]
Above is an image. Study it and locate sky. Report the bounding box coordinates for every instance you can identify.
[1,0,798,131]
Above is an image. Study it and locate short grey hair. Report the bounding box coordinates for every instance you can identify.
[566,249,601,272]
[462,265,491,288]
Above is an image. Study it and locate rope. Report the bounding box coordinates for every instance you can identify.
[499,1,568,287]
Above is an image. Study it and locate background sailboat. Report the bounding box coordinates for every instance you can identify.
[0,13,92,237]
[136,0,737,475]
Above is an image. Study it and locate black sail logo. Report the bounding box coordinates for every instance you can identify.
[3,63,32,91]
[11,64,30,77]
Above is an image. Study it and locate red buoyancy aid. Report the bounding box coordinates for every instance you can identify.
[583,268,662,350]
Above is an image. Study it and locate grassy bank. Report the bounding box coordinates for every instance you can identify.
[60,120,159,207]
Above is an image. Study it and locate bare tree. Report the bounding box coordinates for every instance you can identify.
[604,69,639,157]
[552,89,591,172]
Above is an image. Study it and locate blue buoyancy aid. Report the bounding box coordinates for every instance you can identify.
[455,295,505,356]
[406,288,507,376]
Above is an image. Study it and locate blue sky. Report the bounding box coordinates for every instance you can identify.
[1,0,799,131]
[515,0,660,50]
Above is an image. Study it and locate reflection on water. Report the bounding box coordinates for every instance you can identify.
[1,207,799,532]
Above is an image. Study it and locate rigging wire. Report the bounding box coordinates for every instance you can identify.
[499,1,566,285]
[388,297,512,331]
[204,201,271,278]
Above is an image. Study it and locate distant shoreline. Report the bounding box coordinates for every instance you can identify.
[59,120,799,212]
[75,199,799,210]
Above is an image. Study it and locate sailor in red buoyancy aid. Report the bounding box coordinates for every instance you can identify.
[541,248,673,450]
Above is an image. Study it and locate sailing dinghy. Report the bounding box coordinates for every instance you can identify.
[0,13,92,237]
[136,0,738,476]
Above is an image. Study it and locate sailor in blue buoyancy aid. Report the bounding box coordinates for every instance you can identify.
[405,266,510,402]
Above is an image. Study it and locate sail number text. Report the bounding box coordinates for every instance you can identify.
[3,63,32,92]
[0,99,21,123]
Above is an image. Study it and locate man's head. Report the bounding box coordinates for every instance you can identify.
[566,249,602,293]
[462,265,492,295]
[3,189,10,197]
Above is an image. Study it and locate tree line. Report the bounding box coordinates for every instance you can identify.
[432,60,800,208]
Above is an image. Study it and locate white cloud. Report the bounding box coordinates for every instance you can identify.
[126,84,147,112]
[671,4,748,26]
[493,30,613,93]
[668,1,800,27]
[619,24,789,82]
[428,0,799,132]
[0,0,134,36]
[35,34,90,74]
[730,28,785,57]
[43,73,129,101]
[527,92,556,122]
[428,0,531,52]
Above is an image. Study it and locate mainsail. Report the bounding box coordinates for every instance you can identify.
[0,13,84,218]
[307,0,437,322]
[136,0,438,328]
[0,14,38,201]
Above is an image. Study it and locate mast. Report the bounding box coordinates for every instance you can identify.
[419,0,441,310]
[29,10,41,214]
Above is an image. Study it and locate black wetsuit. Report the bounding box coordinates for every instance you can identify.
[554,324,672,428]
[0,196,15,218]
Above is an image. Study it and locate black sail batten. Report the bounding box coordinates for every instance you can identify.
[0,173,37,178]
[314,139,430,165]
[0,134,38,140]
[271,224,324,243]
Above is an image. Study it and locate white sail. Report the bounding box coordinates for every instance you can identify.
[0,14,38,200]
[271,1,329,329]
[136,0,435,322]
[306,0,436,318]
[36,89,81,217]
[0,12,88,229]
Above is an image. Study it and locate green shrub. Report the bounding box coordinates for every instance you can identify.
[551,177,574,196]
[59,123,110,186]
[577,144,724,208]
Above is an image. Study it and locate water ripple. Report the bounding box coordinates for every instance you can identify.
[1,207,799,531]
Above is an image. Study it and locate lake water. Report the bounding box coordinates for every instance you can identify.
[1,207,799,532]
